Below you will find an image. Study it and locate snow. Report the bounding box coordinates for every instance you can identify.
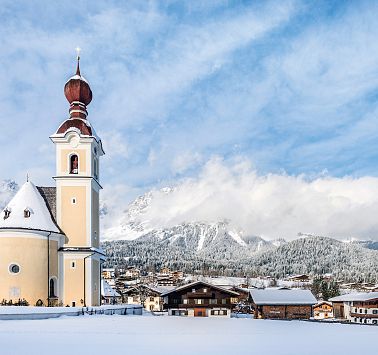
[66,74,89,84]
[0,315,377,355]
[330,292,378,302]
[250,289,317,305]
[101,280,120,297]
[0,181,60,233]
[228,230,247,246]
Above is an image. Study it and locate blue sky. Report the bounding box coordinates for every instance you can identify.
[1,0,378,239]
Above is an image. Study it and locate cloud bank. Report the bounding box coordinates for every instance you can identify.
[103,157,378,241]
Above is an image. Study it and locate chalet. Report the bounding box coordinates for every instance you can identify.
[123,287,141,305]
[329,292,378,325]
[101,280,122,305]
[287,274,311,282]
[162,281,240,317]
[313,301,333,320]
[102,268,115,280]
[250,289,317,319]
[124,266,141,280]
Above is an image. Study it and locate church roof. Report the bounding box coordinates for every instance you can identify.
[0,181,61,234]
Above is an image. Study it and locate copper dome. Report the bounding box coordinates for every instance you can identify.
[64,59,92,106]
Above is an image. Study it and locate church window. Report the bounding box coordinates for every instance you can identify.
[3,209,10,219]
[9,263,20,274]
[70,154,79,174]
[24,209,31,218]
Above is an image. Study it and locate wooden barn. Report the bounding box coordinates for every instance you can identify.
[250,289,317,319]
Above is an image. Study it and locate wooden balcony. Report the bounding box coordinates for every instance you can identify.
[350,312,378,319]
[187,292,212,298]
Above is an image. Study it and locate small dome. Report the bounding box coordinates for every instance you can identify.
[64,58,92,106]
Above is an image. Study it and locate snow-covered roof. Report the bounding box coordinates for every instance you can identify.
[0,181,60,233]
[101,280,121,298]
[66,74,89,85]
[329,292,378,302]
[161,281,240,297]
[250,289,317,305]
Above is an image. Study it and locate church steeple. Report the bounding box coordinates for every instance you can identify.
[50,53,105,306]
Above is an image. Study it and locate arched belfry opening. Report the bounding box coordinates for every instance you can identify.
[70,154,79,174]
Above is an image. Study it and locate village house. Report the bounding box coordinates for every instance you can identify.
[287,274,311,283]
[123,266,141,280]
[162,281,239,317]
[101,280,121,305]
[250,289,317,319]
[102,268,115,280]
[313,301,334,320]
[330,292,378,325]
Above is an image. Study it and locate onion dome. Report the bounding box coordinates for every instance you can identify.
[64,55,92,119]
[0,181,60,233]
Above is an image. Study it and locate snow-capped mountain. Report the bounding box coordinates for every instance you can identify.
[0,180,18,210]
[102,187,276,256]
[101,189,378,282]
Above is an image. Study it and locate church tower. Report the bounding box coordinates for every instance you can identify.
[50,54,105,307]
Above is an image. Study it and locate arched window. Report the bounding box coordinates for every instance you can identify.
[24,208,31,218]
[49,278,57,298]
[70,154,79,174]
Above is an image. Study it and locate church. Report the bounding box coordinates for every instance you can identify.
[0,56,105,307]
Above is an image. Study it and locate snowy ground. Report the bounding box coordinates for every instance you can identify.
[0,315,377,355]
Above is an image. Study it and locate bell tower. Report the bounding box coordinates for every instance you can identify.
[50,53,105,307]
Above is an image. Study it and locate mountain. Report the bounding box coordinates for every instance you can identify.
[102,234,378,282]
[101,189,378,282]
[0,180,18,210]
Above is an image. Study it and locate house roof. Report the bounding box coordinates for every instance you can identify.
[101,280,120,298]
[0,181,62,234]
[250,289,317,305]
[161,281,240,297]
[329,292,378,302]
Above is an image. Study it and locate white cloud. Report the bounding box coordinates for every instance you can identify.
[118,157,378,241]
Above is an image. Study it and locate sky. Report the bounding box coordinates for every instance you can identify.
[1,0,378,240]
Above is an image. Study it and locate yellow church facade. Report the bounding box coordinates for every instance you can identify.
[0,57,105,307]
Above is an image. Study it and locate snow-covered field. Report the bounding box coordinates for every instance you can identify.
[0,315,377,355]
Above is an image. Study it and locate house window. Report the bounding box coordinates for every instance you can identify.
[209,299,217,305]
[192,288,196,293]
[373,320,377,324]
[149,297,154,302]
[71,197,77,205]
[9,264,20,274]
[373,310,378,314]
[3,209,11,220]
[24,209,31,218]
[71,261,76,269]
[183,299,188,304]
[70,154,79,174]
[195,299,203,305]
[203,288,207,293]
[222,299,227,304]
